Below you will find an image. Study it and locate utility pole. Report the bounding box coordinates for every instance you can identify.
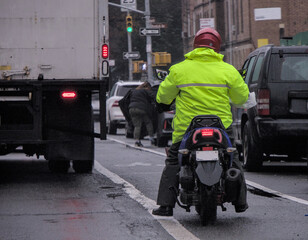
[145,0,153,83]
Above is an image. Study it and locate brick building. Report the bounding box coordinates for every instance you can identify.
[182,0,308,69]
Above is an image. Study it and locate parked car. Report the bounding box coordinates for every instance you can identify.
[233,44,308,171]
[106,81,143,134]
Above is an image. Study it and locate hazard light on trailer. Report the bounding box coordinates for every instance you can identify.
[61,91,77,99]
[102,44,109,59]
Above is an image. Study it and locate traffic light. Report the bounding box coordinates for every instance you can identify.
[126,15,133,32]
[152,52,172,66]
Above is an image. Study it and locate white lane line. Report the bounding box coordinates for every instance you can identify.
[94,161,200,240]
[246,180,308,206]
[108,137,308,207]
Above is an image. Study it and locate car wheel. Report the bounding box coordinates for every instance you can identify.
[242,121,263,172]
[108,121,117,135]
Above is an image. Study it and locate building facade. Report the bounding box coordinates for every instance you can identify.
[182,0,308,69]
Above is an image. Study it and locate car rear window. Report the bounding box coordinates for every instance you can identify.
[270,54,308,82]
[117,85,139,96]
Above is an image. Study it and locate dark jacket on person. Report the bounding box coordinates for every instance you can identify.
[128,88,155,117]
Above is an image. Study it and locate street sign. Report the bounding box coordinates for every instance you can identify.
[151,23,168,29]
[200,18,215,29]
[139,28,161,36]
[123,51,140,60]
[121,0,137,12]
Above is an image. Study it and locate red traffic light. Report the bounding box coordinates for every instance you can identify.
[102,44,109,59]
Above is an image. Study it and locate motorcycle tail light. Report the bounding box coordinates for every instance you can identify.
[201,129,214,136]
[202,147,213,151]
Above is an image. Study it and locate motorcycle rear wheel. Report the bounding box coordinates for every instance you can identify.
[199,184,217,226]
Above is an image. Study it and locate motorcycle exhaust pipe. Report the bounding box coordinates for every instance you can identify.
[226,168,241,181]
[224,168,241,203]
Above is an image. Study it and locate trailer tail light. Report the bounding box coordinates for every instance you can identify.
[102,44,109,59]
[61,91,77,99]
[257,89,270,115]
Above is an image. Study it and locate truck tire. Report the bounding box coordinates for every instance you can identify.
[73,160,94,173]
[73,121,94,174]
[242,121,263,172]
[48,160,70,173]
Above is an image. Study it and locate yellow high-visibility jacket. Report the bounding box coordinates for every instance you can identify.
[156,48,249,144]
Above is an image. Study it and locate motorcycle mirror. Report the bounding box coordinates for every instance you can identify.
[226,147,237,153]
[178,149,190,155]
[155,69,168,80]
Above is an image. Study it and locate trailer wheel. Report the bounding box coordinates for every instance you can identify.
[48,160,70,173]
[73,160,94,173]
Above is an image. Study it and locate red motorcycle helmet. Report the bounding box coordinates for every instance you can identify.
[193,28,222,53]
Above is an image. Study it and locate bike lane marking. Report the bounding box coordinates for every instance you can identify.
[107,137,308,207]
[94,160,199,240]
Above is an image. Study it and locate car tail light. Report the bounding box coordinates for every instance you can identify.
[164,120,167,130]
[257,89,270,115]
[111,100,119,107]
[61,91,77,99]
[201,129,214,136]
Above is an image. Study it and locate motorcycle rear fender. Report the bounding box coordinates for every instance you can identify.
[195,161,223,186]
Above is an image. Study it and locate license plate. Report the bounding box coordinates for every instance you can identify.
[196,150,219,162]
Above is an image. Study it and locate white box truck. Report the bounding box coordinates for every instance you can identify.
[0,0,109,173]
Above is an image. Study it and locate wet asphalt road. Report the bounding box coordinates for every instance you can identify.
[0,128,308,240]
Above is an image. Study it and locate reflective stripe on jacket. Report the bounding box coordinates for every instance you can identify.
[156,48,249,144]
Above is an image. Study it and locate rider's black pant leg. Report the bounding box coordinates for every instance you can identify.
[156,142,181,207]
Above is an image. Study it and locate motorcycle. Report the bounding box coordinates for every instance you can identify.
[171,115,242,226]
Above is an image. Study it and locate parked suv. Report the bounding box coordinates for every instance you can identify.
[233,45,308,171]
[107,81,142,134]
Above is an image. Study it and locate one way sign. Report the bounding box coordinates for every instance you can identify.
[123,51,140,60]
[139,28,161,36]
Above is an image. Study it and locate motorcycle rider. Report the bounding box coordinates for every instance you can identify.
[152,28,249,216]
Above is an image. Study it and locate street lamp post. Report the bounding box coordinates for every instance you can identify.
[145,0,153,83]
